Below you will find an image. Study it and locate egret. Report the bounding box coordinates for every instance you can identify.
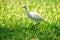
[23,5,45,30]
[23,5,45,22]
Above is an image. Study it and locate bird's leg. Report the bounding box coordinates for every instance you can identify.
[35,22,40,25]
[31,24,35,30]
[31,22,40,30]
[31,22,37,30]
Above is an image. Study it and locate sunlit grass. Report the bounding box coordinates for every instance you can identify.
[0,0,60,40]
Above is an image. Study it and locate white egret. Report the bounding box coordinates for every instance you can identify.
[23,5,45,30]
[23,5,45,22]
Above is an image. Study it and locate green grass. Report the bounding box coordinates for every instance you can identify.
[0,0,60,40]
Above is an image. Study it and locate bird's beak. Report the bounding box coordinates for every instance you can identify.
[22,6,24,8]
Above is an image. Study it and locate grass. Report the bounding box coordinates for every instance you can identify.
[0,0,60,40]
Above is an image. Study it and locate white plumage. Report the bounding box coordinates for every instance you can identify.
[23,5,45,22]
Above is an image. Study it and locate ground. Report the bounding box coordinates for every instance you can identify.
[0,0,60,40]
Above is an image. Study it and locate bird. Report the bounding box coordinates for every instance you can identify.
[23,5,45,22]
[23,5,45,30]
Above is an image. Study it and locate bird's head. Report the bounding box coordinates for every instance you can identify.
[22,5,27,10]
[22,5,27,8]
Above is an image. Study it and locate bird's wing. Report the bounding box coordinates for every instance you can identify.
[29,12,44,21]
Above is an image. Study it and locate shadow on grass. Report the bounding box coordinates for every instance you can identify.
[0,27,37,40]
[0,22,60,40]
[0,27,15,40]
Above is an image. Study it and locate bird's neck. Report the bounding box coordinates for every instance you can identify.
[26,9,28,13]
[25,7,29,13]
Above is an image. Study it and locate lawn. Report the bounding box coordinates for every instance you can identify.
[0,0,60,40]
